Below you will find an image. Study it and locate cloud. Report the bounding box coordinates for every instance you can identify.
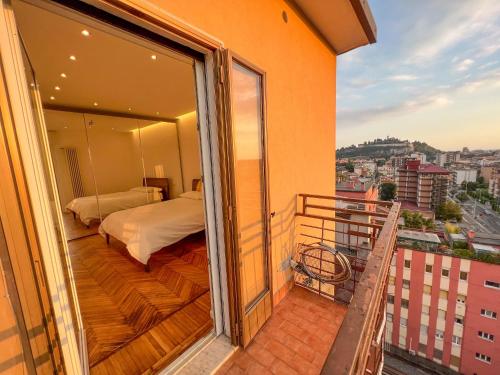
[388,74,418,81]
[407,0,500,63]
[456,58,475,71]
[338,93,447,126]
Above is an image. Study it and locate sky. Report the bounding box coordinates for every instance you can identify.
[336,0,500,151]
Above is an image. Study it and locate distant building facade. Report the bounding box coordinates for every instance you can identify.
[386,231,500,375]
[396,159,450,211]
[452,168,478,186]
[489,170,500,199]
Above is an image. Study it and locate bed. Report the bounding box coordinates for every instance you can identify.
[99,179,204,268]
[66,178,169,226]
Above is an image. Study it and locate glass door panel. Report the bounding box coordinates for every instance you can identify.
[224,51,271,346]
[231,61,268,309]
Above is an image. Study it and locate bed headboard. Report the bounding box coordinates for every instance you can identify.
[192,178,201,191]
[143,177,169,201]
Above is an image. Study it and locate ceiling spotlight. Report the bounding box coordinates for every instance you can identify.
[54,86,61,91]
[93,102,98,106]
[156,111,160,115]
[111,127,115,130]
[69,55,76,61]
[81,29,90,37]
[30,82,35,87]
[64,126,68,129]
[128,107,132,111]
[60,73,67,78]
[50,96,55,100]
[151,54,157,60]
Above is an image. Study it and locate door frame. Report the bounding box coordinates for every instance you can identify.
[0,0,270,371]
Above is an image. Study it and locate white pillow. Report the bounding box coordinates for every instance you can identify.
[179,191,203,200]
[130,186,161,193]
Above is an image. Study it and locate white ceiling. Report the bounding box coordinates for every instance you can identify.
[13,0,197,119]
[43,109,162,132]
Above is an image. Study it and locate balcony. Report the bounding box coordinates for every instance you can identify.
[219,194,400,375]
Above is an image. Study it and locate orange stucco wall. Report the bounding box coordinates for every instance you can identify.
[147,0,337,295]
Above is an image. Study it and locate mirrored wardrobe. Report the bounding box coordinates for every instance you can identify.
[45,109,184,240]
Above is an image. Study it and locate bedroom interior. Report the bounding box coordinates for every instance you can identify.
[12,0,214,371]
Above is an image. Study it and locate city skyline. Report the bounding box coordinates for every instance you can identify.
[337,0,500,151]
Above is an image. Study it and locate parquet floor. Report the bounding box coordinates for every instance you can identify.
[68,232,211,370]
[62,212,99,240]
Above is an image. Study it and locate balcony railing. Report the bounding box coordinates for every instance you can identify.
[294,194,400,375]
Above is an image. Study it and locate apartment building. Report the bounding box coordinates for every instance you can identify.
[386,231,500,375]
[437,151,461,167]
[0,1,402,374]
[396,159,450,210]
[452,168,478,186]
[489,169,500,199]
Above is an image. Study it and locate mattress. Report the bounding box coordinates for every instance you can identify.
[65,189,160,225]
[99,197,205,264]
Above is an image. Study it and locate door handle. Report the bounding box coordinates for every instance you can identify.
[270,211,276,218]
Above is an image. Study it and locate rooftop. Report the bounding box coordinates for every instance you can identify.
[398,230,441,244]
[471,243,499,254]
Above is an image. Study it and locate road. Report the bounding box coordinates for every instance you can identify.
[450,196,500,234]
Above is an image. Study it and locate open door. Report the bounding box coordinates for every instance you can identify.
[220,50,272,346]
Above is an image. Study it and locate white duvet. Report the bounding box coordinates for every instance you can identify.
[99,197,205,264]
[65,190,160,225]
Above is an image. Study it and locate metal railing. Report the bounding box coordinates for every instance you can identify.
[293,193,400,375]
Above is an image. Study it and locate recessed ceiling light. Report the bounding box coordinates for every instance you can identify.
[156,111,160,115]
[50,96,55,100]
[128,107,132,111]
[151,54,157,60]
[81,29,90,37]
[54,86,61,91]
[60,73,67,78]
[111,127,115,130]
[69,55,76,61]
[64,126,68,129]
[93,102,98,106]
[30,82,35,87]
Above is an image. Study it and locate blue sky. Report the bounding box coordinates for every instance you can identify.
[337,0,500,151]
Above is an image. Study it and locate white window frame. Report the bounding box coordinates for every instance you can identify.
[481,309,497,319]
[484,280,500,289]
[475,353,491,364]
[478,331,494,342]
[435,330,444,340]
[452,335,461,346]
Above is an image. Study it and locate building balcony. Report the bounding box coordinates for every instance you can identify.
[219,194,400,375]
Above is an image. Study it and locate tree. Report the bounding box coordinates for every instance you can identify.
[346,160,355,173]
[456,192,468,202]
[380,182,397,201]
[436,200,462,222]
[401,210,435,229]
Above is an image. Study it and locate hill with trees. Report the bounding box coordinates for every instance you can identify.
[337,137,441,161]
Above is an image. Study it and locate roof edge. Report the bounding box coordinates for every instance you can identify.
[349,0,377,44]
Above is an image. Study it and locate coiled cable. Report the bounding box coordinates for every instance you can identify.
[293,242,352,285]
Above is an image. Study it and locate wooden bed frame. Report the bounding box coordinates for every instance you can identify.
[104,178,202,272]
[143,177,169,201]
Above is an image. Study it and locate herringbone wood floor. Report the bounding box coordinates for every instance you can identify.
[68,232,211,368]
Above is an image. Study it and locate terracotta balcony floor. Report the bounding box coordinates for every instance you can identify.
[217,287,347,375]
